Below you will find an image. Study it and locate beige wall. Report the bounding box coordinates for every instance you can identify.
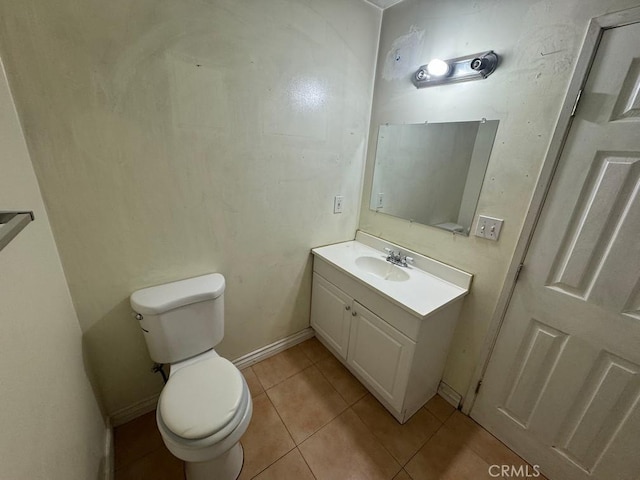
[360,0,640,398]
[0,0,381,415]
[0,60,106,479]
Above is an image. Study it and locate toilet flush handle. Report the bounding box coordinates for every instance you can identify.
[132,312,148,332]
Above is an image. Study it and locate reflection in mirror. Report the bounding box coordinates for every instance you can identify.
[369,120,499,236]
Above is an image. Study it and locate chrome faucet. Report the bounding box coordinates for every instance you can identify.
[384,248,414,267]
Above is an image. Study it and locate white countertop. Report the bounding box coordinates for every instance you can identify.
[312,235,472,319]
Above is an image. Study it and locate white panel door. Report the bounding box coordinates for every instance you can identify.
[471,22,640,480]
[310,273,352,359]
[347,301,415,412]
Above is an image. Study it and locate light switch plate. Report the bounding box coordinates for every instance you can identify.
[475,215,504,241]
[334,195,344,214]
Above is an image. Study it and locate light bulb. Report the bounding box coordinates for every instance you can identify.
[426,58,450,77]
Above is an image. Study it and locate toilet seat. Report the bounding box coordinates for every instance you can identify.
[159,357,248,443]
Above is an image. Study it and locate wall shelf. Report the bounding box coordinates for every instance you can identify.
[0,211,34,253]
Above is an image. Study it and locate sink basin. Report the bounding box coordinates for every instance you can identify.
[312,233,472,318]
[355,256,410,282]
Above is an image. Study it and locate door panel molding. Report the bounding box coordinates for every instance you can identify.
[548,152,640,308]
[611,57,640,121]
[553,352,640,473]
[463,5,640,414]
[500,319,568,429]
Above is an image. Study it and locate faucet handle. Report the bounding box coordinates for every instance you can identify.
[384,247,393,254]
[404,256,414,265]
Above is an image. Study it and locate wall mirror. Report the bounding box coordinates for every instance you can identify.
[369,119,499,235]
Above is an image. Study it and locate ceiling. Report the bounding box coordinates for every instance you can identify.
[365,0,404,9]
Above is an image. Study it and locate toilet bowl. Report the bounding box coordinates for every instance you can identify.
[157,350,252,479]
[130,274,252,480]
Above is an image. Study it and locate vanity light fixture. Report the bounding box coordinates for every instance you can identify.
[412,50,499,88]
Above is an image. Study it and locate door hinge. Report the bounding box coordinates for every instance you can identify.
[475,379,483,395]
[514,263,524,283]
[570,89,583,117]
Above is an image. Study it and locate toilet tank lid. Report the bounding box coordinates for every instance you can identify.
[130,273,225,315]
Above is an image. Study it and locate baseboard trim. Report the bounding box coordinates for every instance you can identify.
[111,392,160,427]
[233,327,315,370]
[109,328,315,426]
[438,381,462,410]
[104,418,114,480]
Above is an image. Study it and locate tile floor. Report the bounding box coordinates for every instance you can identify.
[114,338,545,480]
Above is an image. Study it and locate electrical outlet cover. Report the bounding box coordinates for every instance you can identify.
[474,215,504,241]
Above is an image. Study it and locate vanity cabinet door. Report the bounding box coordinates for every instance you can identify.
[310,273,352,360]
[347,302,415,412]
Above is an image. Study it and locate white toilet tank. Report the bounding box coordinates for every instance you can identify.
[130,273,226,364]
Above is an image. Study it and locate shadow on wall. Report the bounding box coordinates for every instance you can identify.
[440,261,506,390]
[81,333,109,420]
[262,254,314,344]
[82,298,164,418]
[184,254,316,364]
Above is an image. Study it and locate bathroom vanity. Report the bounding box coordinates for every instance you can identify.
[310,232,472,423]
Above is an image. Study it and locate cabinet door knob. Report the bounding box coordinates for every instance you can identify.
[352,311,357,316]
[345,305,351,311]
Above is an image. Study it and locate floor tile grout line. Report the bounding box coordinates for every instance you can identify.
[113,418,165,471]
[296,363,351,444]
[243,391,297,479]
[296,446,319,480]
[297,404,350,451]
[113,442,170,475]
[346,403,415,470]
[346,397,447,469]
[351,407,404,478]
[254,368,297,391]
[450,439,494,471]
[401,467,414,479]
[443,411,534,470]
[251,346,313,391]
[308,356,448,469]
[246,443,297,480]
[267,343,364,420]
[313,356,359,407]
[460,413,533,467]
[262,388,302,451]
[266,368,349,448]
[298,341,320,365]
[297,336,333,366]
[246,365,267,394]
[345,404,403,468]
[423,399,456,424]
[295,408,362,480]
[246,365,268,392]
[401,416,448,469]
[113,433,165,471]
[252,341,334,401]
[402,412,502,474]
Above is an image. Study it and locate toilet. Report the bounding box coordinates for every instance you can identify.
[130,273,252,480]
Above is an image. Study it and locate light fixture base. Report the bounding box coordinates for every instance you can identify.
[412,51,499,89]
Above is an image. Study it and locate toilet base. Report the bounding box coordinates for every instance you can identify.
[185,442,244,480]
